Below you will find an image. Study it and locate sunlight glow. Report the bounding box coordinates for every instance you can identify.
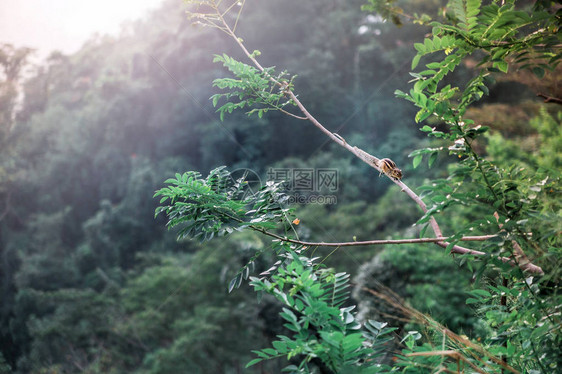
[0,0,165,58]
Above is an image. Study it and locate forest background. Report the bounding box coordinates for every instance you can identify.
[0,0,560,373]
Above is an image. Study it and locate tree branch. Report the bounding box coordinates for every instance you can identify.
[209,3,544,275]
[251,229,496,247]
[249,224,543,274]
[537,93,562,106]
[278,108,307,120]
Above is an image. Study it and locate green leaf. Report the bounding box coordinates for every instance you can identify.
[415,109,432,123]
[507,340,515,356]
[431,194,447,203]
[414,42,425,53]
[495,60,508,73]
[228,277,238,293]
[246,358,263,368]
[252,350,269,359]
[262,348,277,356]
[428,152,438,167]
[413,154,423,169]
[412,54,422,70]
[272,340,288,354]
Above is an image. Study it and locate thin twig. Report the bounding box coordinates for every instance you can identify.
[537,93,562,105]
[250,230,497,247]
[278,108,307,120]
[249,223,543,273]
[224,211,495,248]
[232,0,245,33]
[220,0,240,19]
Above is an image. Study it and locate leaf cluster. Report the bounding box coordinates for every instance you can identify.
[154,166,292,242]
[397,0,561,127]
[211,54,297,120]
[247,250,396,373]
[465,275,561,372]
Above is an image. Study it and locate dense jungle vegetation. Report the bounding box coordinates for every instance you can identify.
[0,0,560,373]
